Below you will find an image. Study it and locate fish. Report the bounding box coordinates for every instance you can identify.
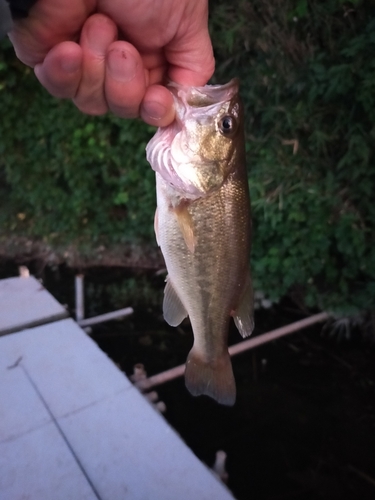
[146,78,254,406]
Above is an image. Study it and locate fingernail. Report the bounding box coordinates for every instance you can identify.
[142,101,167,120]
[108,49,137,82]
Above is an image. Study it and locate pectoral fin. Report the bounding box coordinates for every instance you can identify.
[173,204,196,253]
[163,277,188,326]
[233,273,254,338]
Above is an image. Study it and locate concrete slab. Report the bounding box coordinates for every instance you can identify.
[0,424,98,500]
[59,387,230,500]
[0,318,234,500]
[0,319,131,418]
[0,362,50,442]
[0,276,68,336]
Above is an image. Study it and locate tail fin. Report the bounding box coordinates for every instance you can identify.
[184,347,236,406]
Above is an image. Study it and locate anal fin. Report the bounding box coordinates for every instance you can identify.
[233,273,254,338]
[163,277,188,326]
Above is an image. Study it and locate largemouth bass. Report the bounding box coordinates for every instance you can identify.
[146,79,254,406]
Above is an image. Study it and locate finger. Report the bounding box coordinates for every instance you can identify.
[165,2,215,86]
[105,41,146,119]
[9,1,96,67]
[166,29,215,86]
[73,14,118,115]
[140,84,175,127]
[34,41,82,99]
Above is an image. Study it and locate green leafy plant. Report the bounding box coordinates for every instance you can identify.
[0,39,155,244]
[209,0,375,313]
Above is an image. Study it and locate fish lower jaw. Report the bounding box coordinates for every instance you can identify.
[148,136,213,199]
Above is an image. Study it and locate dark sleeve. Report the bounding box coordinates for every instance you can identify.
[0,1,13,37]
[8,0,38,18]
[0,0,38,39]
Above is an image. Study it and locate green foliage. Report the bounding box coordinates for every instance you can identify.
[1,1,375,313]
[0,39,155,244]
[209,0,375,313]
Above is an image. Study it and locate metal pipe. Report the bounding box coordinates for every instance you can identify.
[140,312,330,390]
[75,274,85,322]
[228,311,330,357]
[77,307,134,327]
[138,364,185,390]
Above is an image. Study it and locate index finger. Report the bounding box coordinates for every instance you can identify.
[8,0,96,67]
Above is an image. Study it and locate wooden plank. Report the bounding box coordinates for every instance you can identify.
[0,319,234,500]
[0,276,68,336]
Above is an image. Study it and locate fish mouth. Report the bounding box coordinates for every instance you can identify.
[168,78,239,111]
[164,77,240,159]
[146,79,240,198]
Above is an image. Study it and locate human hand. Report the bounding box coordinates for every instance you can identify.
[8,0,215,126]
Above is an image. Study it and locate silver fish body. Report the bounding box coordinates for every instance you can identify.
[146,79,254,405]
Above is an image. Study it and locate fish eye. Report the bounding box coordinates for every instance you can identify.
[219,115,237,135]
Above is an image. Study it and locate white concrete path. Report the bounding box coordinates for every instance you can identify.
[0,275,68,335]
[0,277,233,500]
